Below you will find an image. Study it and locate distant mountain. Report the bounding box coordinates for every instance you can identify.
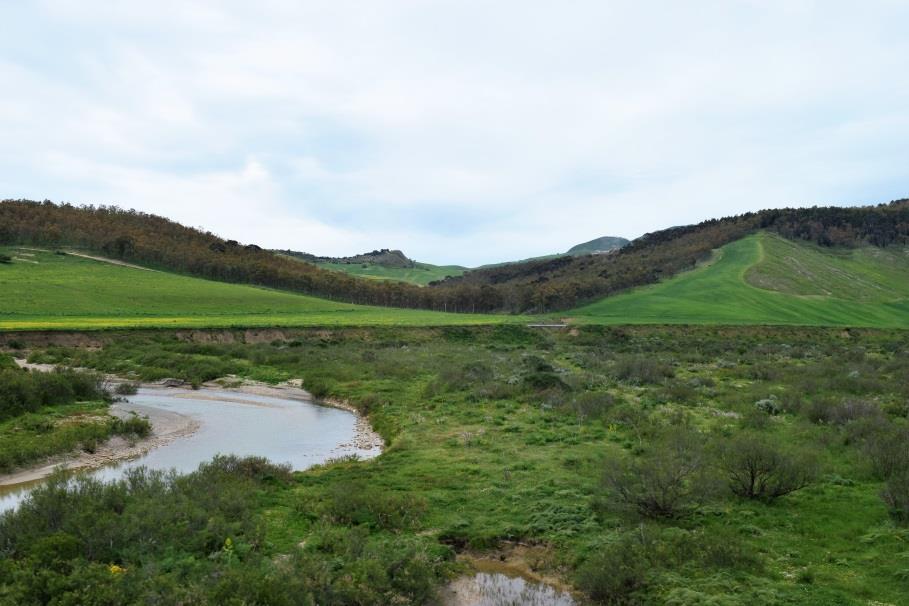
[277,248,416,269]
[567,236,629,255]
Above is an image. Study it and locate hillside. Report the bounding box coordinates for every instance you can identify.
[571,232,909,327]
[276,247,467,286]
[0,247,511,330]
[567,235,629,255]
[313,261,467,286]
[3,199,909,315]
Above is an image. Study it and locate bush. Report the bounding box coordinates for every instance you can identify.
[716,433,818,501]
[576,537,649,604]
[569,391,618,421]
[0,367,108,421]
[602,429,711,518]
[612,355,674,385]
[805,398,882,425]
[881,469,909,524]
[323,481,427,530]
[114,382,139,395]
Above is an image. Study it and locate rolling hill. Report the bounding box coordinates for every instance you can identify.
[567,235,629,255]
[571,232,909,327]
[0,247,513,330]
[311,261,467,286]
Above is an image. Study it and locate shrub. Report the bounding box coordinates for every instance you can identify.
[881,469,909,524]
[716,433,818,501]
[323,482,427,530]
[805,398,882,425]
[570,391,618,420]
[602,429,711,518]
[861,424,909,480]
[576,537,649,604]
[523,371,570,392]
[612,355,674,385]
[114,382,139,395]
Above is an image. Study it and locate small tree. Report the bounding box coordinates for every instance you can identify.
[717,434,818,501]
[603,429,710,518]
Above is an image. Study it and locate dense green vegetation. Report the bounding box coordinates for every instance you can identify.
[0,360,149,473]
[6,325,909,604]
[572,233,909,327]
[0,247,516,330]
[4,198,908,314]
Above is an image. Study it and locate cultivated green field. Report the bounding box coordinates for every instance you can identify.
[573,233,909,328]
[315,260,466,285]
[0,248,510,330]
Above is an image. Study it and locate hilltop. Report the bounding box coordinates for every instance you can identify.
[277,247,468,286]
[567,235,629,255]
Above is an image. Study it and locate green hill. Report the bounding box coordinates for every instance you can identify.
[567,235,629,255]
[572,232,909,327]
[0,247,510,330]
[313,260,467,286]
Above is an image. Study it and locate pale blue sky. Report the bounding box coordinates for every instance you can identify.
[1,1,908,265]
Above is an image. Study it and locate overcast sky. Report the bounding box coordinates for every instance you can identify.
[2,1,908,265]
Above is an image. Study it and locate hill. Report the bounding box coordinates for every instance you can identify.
[277,248,467,286]
[312,260,467,286]
[0,247,512,330]
[572,232,909,327]
[567,235,629,255]
[3,198,909,316]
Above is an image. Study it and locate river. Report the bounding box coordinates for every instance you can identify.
[0,385,382,512]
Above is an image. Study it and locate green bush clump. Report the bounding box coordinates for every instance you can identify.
[0,367,108,421]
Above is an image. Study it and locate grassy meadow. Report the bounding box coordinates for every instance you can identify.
[5,326,909,604]
[0,248,511,330]
[572,233,909,328]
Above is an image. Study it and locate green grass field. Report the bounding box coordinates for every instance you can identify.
[315,260,466,285]
[0,248,510,330]
[572,233,909,328]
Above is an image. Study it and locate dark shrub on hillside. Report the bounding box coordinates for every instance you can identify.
[881,469,909,524]
[523,371,570,392]
[716,433,818,501]
[0,254,11,264]
[612,355,674,385]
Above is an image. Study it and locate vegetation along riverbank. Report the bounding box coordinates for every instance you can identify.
[2,325,909,604]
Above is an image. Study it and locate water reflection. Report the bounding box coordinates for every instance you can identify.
[443,571,576,606]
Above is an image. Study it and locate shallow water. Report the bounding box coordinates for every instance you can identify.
[442,571,576,606]
[0,386,379,512]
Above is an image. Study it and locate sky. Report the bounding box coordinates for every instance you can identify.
[1,1,908,266]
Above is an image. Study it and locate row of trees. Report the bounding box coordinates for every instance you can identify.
[2,199,907,314]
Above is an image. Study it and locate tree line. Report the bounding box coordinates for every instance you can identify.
[1,199,907,314]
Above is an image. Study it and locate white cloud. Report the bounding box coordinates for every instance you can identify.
[1,1,908,265]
